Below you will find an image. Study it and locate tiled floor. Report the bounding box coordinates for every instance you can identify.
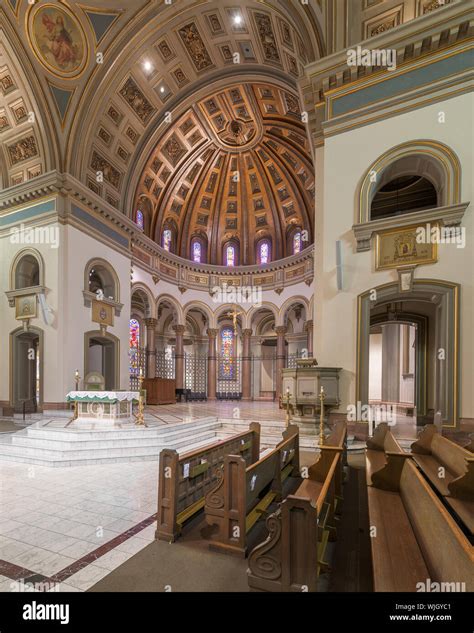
[0,459,158,592]
[0,401,460,593]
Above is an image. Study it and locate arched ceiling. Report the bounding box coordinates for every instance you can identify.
[135,82,314,264]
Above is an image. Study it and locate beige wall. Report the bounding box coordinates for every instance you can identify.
[314,92,473,418]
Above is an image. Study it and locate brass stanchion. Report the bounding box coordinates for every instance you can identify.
[72,369,81,421]
[319,385,326,446]
[285,386,291,428]
[135,370,146,426]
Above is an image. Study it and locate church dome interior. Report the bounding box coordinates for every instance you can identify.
[134,82,314,265]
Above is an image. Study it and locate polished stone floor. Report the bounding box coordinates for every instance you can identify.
[0,401,463,592]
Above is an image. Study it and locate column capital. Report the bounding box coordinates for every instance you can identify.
[275,326,287,335]
[304,320,313,330]
[242,328,253,338]
[144,318,158,328]
[207,328,218,338]
[172,324,186,335]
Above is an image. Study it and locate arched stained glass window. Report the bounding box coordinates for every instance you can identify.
[293,231,302,254]
[129,319,140,376]
[136,210,144,230]
[226,245,235,267]
[163,229,172,251]
[220,327,234,379]
[193,240,202,263]
[259,241,270,264]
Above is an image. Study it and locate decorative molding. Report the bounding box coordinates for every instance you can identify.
[352,202,469,252]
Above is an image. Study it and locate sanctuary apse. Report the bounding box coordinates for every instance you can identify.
[0,0,472,629]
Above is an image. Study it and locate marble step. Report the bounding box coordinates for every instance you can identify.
[12,420,221,449]
[0,434,223,468]
[24,417,218,441]
[0,431,219,459]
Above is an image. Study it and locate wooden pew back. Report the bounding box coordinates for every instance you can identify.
[156,422,260,542]
[205,424,300,557]
[247,422,347,591]
[400,459,473,591]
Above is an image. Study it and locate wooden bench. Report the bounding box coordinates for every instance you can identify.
[366,422,411,491]
[367,455,473,592]
[411,424,474,534]
[156,423,260,542]
[204,424,300,557]
[247,421,347,592]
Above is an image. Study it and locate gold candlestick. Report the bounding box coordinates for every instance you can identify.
[135,370,146,426]
[285,386,291,428]
[319,385,326,446]
[72,369,81,421]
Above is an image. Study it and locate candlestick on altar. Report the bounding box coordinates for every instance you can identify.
[74,369,81,391]
[319,385,326,446]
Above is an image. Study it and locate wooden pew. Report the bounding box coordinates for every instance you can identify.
[156,423,260,542]
[247,421,347,592]
[367,457,473,592]
[204,424,300,557]
[411,424,474,534]
[366,422,411,491]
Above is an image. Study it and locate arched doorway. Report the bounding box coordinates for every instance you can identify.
[84,332,119,391]
[10,327,43,412]
[357,280,459,429]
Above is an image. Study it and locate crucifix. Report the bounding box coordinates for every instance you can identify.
[226,304,244,335]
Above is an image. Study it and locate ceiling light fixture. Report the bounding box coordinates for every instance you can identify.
[143,60,153,72]
[160,86,165,93]
[233,14,242,25]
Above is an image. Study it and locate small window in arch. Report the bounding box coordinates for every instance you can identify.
[163,229,172,251]
[192,240,202,263]
[259,241,270,265]
[293,232,302,255]
[226,245,235,267]
[136,210,144,230]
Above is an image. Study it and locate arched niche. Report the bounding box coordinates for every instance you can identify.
[354,140,467,252]
[83,258,123,316]
[10,248,44,290]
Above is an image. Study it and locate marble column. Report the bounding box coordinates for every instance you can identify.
[381,323,400,403]
[275,326,287,401]
[305,319,314,357]
[241,329,253,401]
[145,318,157,379]
[173,324,185,392]
[207,328,218,401]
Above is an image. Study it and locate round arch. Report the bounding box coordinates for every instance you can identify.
[278,296,310,326]
[245,301,279,330]
[131,282,156,319]
[156,293,184,325]
[183,301,214,328]
[358,140,462,224]
[10,248,45,290]
[84,258,121,302]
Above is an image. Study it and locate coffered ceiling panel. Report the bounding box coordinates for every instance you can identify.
[134,83,314,265]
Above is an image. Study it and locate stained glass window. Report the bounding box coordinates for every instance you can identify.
[129,319,140,375]
[226,245,235,267]
[293,231,302,254]
[136,210,144,230]
[220,327,234,379]
[259,241,270,264]
[192,240,202,263]
[163,229,172,251]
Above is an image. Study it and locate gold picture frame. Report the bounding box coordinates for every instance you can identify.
[375,224,438,271]
[15,295,37,320]
[92,300,114,327]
